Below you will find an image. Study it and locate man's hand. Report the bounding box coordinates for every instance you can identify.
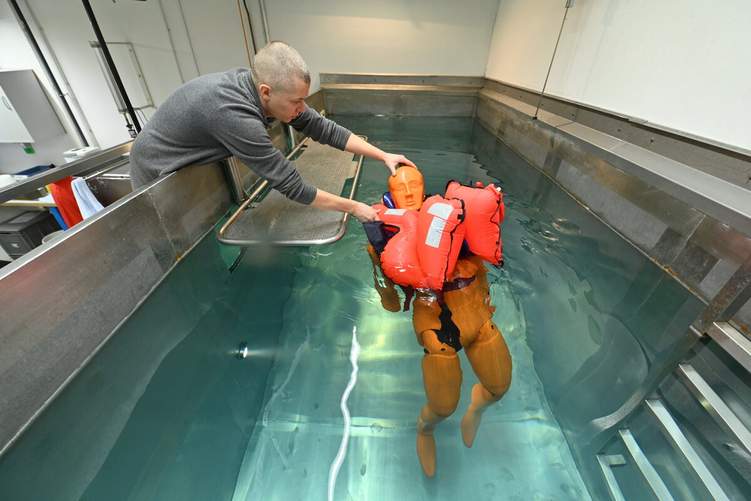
[382,153,416,176]
[311,189,377,221]
[343,135,415,176]
[350,201,378,222]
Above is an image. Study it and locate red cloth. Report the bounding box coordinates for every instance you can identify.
[49,177,83,227]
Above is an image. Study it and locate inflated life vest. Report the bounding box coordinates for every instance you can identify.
[445,181,505,266]
[374,204,429,289]
[374,194,465,290]
[417,195,465,290]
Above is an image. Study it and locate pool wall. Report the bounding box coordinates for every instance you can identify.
[0,163,231,455]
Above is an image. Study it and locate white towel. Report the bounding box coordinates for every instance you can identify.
[71,177,104,219]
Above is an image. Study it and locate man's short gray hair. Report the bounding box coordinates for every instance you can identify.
[253,41,311,91]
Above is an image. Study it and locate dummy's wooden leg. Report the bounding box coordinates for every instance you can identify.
[416,331,462,477]
[461,320,512,448]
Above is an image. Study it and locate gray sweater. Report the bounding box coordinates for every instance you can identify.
[129,68,352,204]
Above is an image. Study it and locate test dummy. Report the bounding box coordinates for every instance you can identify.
[365,165,513,477]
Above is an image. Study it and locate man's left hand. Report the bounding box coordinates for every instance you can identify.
[383,153,416,176]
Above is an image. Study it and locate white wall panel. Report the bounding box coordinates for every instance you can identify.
[264,0,500,91]
[485,0,751,152]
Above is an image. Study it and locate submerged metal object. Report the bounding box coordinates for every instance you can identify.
[219,137,364,247]
[236,342,250,359]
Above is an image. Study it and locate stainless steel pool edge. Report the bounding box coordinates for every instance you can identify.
[473,95,751,333]
[0,161,231,457]
[320,74,481,117]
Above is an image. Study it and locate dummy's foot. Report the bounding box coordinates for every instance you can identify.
[461,384,488,448]
[416,419,437,477]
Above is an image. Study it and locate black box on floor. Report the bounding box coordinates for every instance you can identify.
[0,208,59,258]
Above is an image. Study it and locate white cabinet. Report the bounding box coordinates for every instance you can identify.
[0,83,33,144]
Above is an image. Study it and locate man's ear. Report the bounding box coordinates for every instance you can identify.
[258,83,271,99]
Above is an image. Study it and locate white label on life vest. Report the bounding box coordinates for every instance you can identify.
[384,208,406,216]
[425,203,453,248]
[425,218,447,248]
[427,203,453,219]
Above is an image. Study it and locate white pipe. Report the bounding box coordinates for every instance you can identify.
[258,0,271,44]
[156,0,185,83]
[176,0,201,76]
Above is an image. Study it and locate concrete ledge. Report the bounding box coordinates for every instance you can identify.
[321,74,482,117]
[320,73,485,87]
[323,88,477,117]
[321,83,481,95]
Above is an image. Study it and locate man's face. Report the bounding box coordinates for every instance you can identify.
[259,78,309,123]
[388,166,424,210]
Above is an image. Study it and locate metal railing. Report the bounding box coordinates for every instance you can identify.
[595,255,751,500]
[217,138,308,240]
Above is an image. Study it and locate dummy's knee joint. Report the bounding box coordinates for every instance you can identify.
[485,380,510,400]
[432,401,459,418]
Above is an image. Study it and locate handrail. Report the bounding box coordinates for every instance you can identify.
[218,138,309,239]
[618,429,674,501]
[677,363,751,455]
[706,322,751,374]
[646,399,730,501]
[82,158,130,180]
[217,178,270,239]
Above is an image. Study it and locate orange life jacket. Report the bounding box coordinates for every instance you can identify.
[416,195,465,290]
[374,194,465,290]
[445,181,505,266]
[374,204,429,289]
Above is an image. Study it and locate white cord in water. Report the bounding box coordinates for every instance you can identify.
[327,325,361,501]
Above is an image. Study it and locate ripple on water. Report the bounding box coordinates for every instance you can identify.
[540,229,559,242]
[552,218,581,235]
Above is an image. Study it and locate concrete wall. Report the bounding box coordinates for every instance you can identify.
[485,0,751,153]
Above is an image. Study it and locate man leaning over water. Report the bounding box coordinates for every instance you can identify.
[130,41,414,222]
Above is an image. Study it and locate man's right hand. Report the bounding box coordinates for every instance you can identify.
[311,189,378,222]
[351,201,378,222]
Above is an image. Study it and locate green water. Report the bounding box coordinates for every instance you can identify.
[0,117,703,501]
